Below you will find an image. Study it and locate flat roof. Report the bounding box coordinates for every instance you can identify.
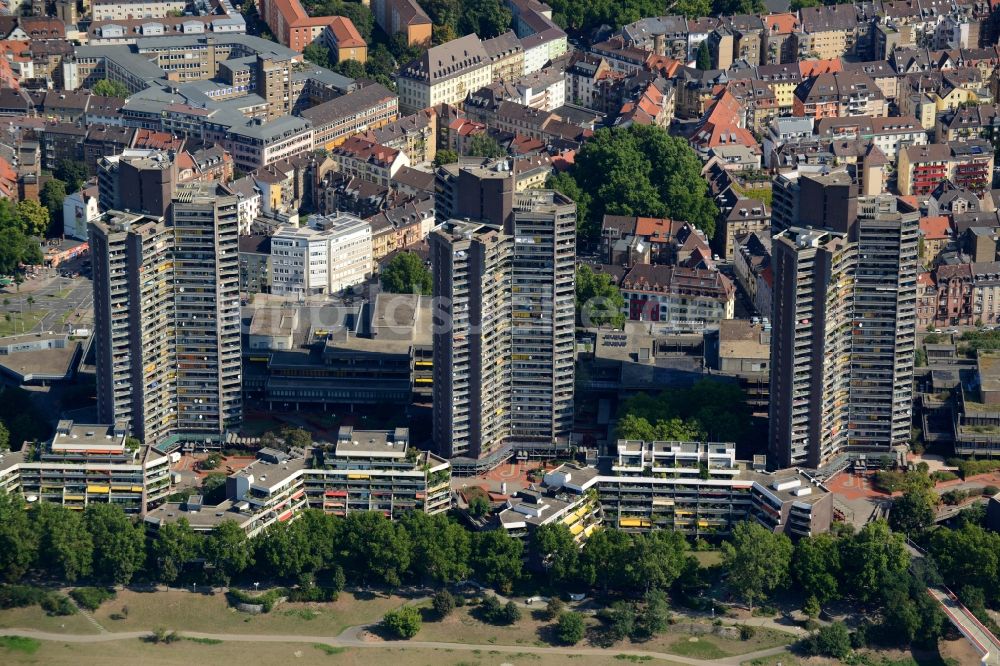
[334,429,408,457]
[50,421,126,453]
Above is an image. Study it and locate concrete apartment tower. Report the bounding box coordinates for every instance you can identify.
[90,182,242,446]
[769,193,918,469]
[430,190,576,471]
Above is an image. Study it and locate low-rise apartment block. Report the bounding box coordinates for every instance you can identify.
[543,440,832,539]
[897,140,994,197]
[145,427,451,536]
[0,420,171,514]
[397,34,493,113]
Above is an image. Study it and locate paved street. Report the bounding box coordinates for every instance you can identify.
[0,270,93,336]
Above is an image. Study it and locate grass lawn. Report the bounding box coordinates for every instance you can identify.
[0,605,100,635]
[0,309,45,336]
[91,589,405,636]
[639,626,794,658]
[0,640,689,666]
[415,605,560,647]
[691,550,723,567]
[666,636,727,659]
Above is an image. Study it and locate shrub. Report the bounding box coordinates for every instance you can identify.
[70,587,116,611]
[501,601,521,624]
[556,611,586,645]
[478,595,520,625]
[940,489,968,505]
[39,594,76,616]
[542,597,564,621]
[227,588,285,613]
[931,471,958,483]
[803,622,851,659]
[803,596,821,619]
[0,585,47,609]
[984,485,1000,496]
[382,606,421,639]
[739,624,756,640]
[432,590,455,619]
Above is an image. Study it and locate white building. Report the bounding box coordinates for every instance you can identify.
[269,214,372,296]
[63,186,101,241]
[92,0,187,21]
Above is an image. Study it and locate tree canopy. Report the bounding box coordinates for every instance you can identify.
[466,133,506,159]
[380,252,432,295]
[556,125,718,244]
[617,379,751,444]
[576,265,625,329]
[92,79,130,98]
[721,521,793,609]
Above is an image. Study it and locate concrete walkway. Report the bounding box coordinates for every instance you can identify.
[927,587,1000,666]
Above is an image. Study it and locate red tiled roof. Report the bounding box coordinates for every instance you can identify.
[920,215,952,240]
[799,58,842,76]
[327,16,365,48]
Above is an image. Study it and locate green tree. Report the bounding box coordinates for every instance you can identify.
[603,601,635,640]
[471,529,523,593]
[467,494,490,517]
[532,523,578,585]
[615,414,703,442]
[579,528,632,593]
[458,0,511,39]
[804,622,851,659]
[675,0,711,17]
[84,503,146,585]
[839,520,909,603]
[627,530,688,593]
[543,596,565,621]
[721,521,793,609]
[576,264,625,328]
[791,534,842,605]
[431,589,455,618]
[926,523,1000,601]
[466,133,506,158]
[35,503,93,582]
[255,519,316,583]
[333,59,366,79]
[0,491,38,582]
[0,421,8,451]
[636,588,671,637]
[55,160,88,193]
[380,252,432,295]
[15,199,48,237]
[92,79,130,98]
[202,520,253,585]
[696,40,711,71]
[889,487,936,536]
[433,148,459,167]
[546,171,592,240]
[39,179,67,235]
[565,126,718,241]
[617,379,750,445]
[151,518,198,584]
[302,43,331,69]
[340,511,411,587]
[556,611,586,644]
[400,511,471,584]
[381,605,421,638]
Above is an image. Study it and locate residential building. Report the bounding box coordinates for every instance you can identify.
[324,16,367,64]
[733,231,773,317]
[619,264,735,329]
[239,235,271,296]
[396,34,492,113]
[430,190,575,470]
[718,199,769,262]
[705,319,771,412]
[62,186,101,241]
[329,134,410,185]
[300,83,398,152]
[371,0,432,48]
[793,4,859,60]
[897,141,994,198]
[953,351,1000,457]
[89,182,242,447]
[0,419,171,514]
[549,442,832,538]
[769,195,919,469]
[145,427,451,536]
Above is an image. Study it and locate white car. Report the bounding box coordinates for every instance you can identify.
[568,592,586,602]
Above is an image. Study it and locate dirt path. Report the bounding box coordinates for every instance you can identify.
[0,626,791,665]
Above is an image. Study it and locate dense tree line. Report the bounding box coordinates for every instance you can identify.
[547,125,718,244]
[576,265,625,329]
